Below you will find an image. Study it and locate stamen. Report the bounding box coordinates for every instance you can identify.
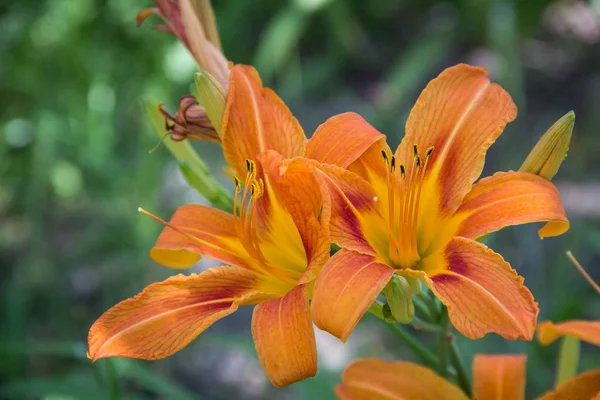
[425,146,435,161]
[138,207,211,249]
[399,164,406,180]
[566,251,600,295]
[390,156,396,172]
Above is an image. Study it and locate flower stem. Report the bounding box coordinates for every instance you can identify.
[385,323,440,369]
[449,338,472,397]
[437,306,450,377]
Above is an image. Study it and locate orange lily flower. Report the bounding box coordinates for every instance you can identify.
[337,355,600,400]
[308,64,570,342]
[87,65,382,387]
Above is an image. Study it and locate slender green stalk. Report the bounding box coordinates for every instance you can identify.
[385,323,440,369]
[450,338,472,397]
[437,306,450,377]
[412,297,435,322]
[556,336,580,385]
[411,317,444,333]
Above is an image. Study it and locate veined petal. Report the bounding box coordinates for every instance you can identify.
[257,151,331,285]
[473,354,527,400]
[222,65,306,178]
[305,112,384,168]
[537,320,600,347]
[311,249,394,342]
[150,205,251,270]
[396,64,517,220]
[404,237,538,340]
[309,160,386,257]
[251,284,316,387]
[336,359,470,400]
[88,267,270,361]
[455,171,569,240]
[539,369,600,400]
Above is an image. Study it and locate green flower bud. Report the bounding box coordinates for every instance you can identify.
[520,111,575,180]
[384,275,415,324]
[195,71,227,136]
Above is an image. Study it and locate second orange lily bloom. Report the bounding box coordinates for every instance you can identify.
[308,64,570,342]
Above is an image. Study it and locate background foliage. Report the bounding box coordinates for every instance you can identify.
[1,0,600,398]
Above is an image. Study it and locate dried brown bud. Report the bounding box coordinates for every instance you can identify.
[158,95,220,143]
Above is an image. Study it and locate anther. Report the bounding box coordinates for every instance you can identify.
[425,146,435,161]
[390,156,396,172]
[234,177,241,189]
[381,150,389,164]
[400,164,406,180]
[413,145,418,157]
[245,159,251,172]
[415,156,421,172]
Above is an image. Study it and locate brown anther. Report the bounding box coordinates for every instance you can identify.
[381,150,389,163]
[400,164,406,180]
[413,145,419,157]
[234,177,241,189]
[158,95,220,143]
[425,146,435,160]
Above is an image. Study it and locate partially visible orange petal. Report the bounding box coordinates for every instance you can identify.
[88,267,270,361]
[251,284,316,387]
[257,151,331,285]
[150,204,251,270]
[308,160,386,258]
[403,237,538,340]
[396,64,517,218]
[336,358,470,400]
[311,249,394,342]
[455,171,569,240]
[537,320,600,347]
[539,369,600,400]
[222,65,306,178]
[305,112,384,168]
[473,354,527,400]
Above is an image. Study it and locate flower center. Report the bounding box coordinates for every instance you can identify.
[382,145,434,269]
[233,160,269,263]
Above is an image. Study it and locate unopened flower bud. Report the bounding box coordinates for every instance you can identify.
[137,0,229,88]
[384,275,415,324]
[520,111,574,180]
[159,95,220,143]
[195,71,226,136]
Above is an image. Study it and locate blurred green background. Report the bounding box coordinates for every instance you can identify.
[1,0,600,398]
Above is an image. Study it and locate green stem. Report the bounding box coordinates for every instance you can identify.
[411,317,444,333]
[450,339,472,397]
[437,306,450,377]
[412,297,435,322]
[386,323,440,369]
[556,336,580,385]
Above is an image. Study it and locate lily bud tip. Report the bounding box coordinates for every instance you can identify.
[520,110,575,180]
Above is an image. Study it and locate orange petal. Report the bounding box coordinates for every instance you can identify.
[473,354,527,400]
[251,284,316,387]
[257,151,331,285]
[307,159,386,257]
[311,249,394,342]
[150,204,251,270]
[404,237,538,340]
[336,358,470,400]
[537,320,600,347]
[455,171,569,240]
[305,112,384,168]
[539,369,600,400]
[88,266,269,361]
[396,64,517,218]
[222,65,306,178]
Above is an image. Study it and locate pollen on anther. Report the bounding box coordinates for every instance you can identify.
[426,146,435,160]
